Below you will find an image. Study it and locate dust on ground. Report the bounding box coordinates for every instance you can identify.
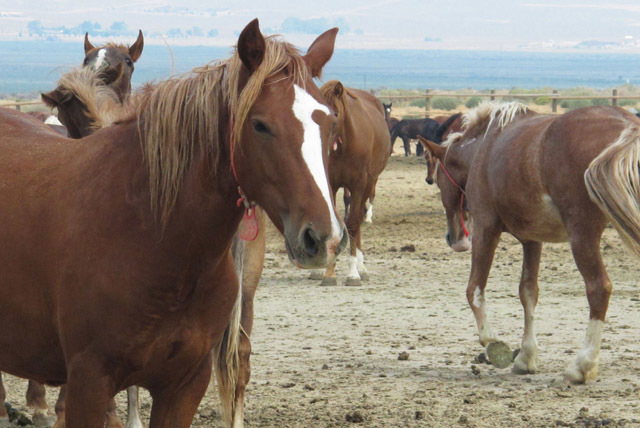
[3,155,640,428]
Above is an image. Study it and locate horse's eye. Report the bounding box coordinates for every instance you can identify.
[253,120,270,134]
[125,58,132,67]
[83,58,89,65]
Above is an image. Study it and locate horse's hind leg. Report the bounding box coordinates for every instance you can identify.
[345,186,369,286]
[105,397,124,428]
[26,381,54,427]
[124,387,143,428]
[402,137,410,157]
[232,210,266,428]
[0,374,10,428]
[466,224,502,346]
[564,225,611,384]
[148,357,212,428]
[513,241,542,375]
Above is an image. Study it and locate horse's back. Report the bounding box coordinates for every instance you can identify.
[345,89,390,165]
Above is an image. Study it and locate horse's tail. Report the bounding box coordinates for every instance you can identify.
[214,235,245,427]
[435,113,461,143]
[585,126,640,258]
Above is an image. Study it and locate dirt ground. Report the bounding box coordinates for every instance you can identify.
[3,153,640,427]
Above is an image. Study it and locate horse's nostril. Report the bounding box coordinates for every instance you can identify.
[302,226,320,257]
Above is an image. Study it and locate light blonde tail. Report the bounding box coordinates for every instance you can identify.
[214,236,245,427]
[585,126,640,258]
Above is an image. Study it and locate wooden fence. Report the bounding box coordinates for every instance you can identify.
[0,101,44,112]
[377,89,640,114]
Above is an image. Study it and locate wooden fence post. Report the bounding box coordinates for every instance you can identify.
[612,89,618,107]
[15,104,21,112]
[425,89,431,113]
[552,89,558,113]
[490,89,495,101]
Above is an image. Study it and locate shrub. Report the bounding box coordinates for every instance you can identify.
[410,98,426,108]
[465,96,482,108]
[432,97,459,111]
[560,99,591,110]
[534,96,551,105]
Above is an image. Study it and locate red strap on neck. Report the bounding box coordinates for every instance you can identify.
[437,160,470,237]
[229,115,259,241]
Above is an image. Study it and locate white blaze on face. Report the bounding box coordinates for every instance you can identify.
[92,48,107,70]
[292,84,342,239]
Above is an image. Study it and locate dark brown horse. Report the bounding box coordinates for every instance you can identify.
[0,19,345,428]
[421,102,640,383]
[313,80,390,286]
[390,117,430,156]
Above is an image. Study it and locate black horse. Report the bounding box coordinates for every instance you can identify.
[390,118,432,156]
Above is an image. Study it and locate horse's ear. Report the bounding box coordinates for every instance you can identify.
[237,19,265,73]
[417,136,446,161]
[101,63,124,86]
[129,30,144,63]
[304,28,338,78]
[389,102,392,108]
[333,81,344,98]
[84,32,94,55]
[41,89,63,108]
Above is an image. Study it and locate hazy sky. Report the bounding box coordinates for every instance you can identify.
[2,0,640,51]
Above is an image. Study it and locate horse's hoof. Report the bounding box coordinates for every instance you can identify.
[0,417,11,428]
[320,277,337,286]
[308,271,325,281]
[486,341,512,369]
[359,271,370,282]
[32,413,56,427]
[345,277,362,287]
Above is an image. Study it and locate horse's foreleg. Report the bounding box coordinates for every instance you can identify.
[564,230,611,384]
[124,387,143,428]
[63,359,115,428]
[52,385,66,428]
[513,241,542,375]
[148,356,212,428]
[466,225,501,347]
[345,189,365,286]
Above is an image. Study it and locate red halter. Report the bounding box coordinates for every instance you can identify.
[229,115,259,241]
[437,159,470,238]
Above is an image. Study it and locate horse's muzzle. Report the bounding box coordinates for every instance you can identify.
[285,224,348,269]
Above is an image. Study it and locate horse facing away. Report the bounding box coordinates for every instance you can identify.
[312,80,390,286]
[421,101,640,383]
[0,36,144,428]
[0,19,345,428]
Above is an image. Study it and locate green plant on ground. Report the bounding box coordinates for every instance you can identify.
[432,97,459,111]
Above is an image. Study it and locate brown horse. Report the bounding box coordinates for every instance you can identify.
[420,102,640,383]
[311,80,390,286]
[0,39,143,428]
[420,112,462,185]
[0,19,345,428]
[83,30,144,102]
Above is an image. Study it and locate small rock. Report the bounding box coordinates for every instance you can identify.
[281,382,296,388]
[470,365,480,376]
[322,364,329,370]
[458,415,469,424]
[400,244,416,252]
[473,353,488,364]
[415,411,425,420]
[304,384,315,391]
[398,351,410,361]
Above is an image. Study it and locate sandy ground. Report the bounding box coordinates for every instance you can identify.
[3,154,640,428]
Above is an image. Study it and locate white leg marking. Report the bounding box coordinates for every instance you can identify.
[356,248,367,274]
[347,255,360,280]
[232,406,245,428]
[125,386,144,428]
[472,287,496,345]
[92,48,107,70]
[565,319,604,383]
[364,202,373,223]
[292,85,341,240]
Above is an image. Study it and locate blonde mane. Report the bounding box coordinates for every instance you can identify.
[139,35,310,226]
[461,101,529,139]
[55,67,124,129]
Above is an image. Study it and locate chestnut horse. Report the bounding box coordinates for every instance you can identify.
[0,19,345,428]
[420,102,640,383]
[0,35,143,428]
[313,80,390,286]
[83,30,144,102]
